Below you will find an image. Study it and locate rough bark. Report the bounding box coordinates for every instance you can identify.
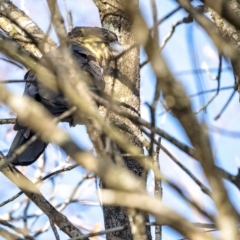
[0,0,56,57]
[93,1,152,239]
[201,0,240,30]
[207,1,240,92]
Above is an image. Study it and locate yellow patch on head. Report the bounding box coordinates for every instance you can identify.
[68,27,119,67]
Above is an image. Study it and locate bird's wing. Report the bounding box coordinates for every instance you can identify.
[14,44,104,128]
[9,71,47,166]
[71,44,105,91]
[22,71,39,98]
[9,32,108,166]
[13,71,40,130]
[37,48,70,116]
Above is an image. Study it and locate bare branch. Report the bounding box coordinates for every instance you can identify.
[0,118,15,125]
[0,80,34,83]
[0,226,24,240]
[0,163,78,207]
[200,0,240,31]
[101,190,214,240]
[214,90,236,120]
[0,107,77,169]
[0,0,56,55]
[50,218,60,240]
[122,1,240,239]
[0,220,32,239]
[0,157,86,238]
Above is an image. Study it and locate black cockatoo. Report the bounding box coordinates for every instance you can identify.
[8,27,123,166]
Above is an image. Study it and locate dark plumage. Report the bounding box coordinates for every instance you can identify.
[8,27,123,166]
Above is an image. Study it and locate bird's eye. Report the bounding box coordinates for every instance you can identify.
[103,32,108,39]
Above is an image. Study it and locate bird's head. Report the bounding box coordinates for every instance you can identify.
[68,27,123,67]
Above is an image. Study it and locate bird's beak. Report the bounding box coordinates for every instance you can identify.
[109,41,123,57]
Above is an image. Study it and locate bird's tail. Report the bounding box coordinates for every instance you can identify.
[7,129,47,166]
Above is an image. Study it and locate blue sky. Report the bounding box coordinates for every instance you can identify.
[0,0,240,240]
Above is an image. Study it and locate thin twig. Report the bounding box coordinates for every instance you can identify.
[141,11,194,68]
[0,80,35,84]
[187,20,206,114]
[210,126,240,138]
[151,6,182,29]
[189,86,234,97]
[63,0,73,31]
[194,54,222,114]
[0,57,24,69]
[142,128,212,196]
[0,107,77,169]
[0,164,78,207]
[23,200,30,233]
[166,179,214,222]
[141,20,183,68]
[0,153,86,238]
[134,130,213,221]
[148,0,161,156]
[175,67,231,76]
[56,173,93,212]
[153,137,162,240]
[91,93,195,158]
[214,90,236,120]
[50,218,60,240]
[68,221,216,240]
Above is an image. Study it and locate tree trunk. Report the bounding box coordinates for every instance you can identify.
[93,1,152,239]
[207,2,240,92]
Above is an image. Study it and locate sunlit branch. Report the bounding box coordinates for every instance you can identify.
[123,1,240,238]
[0,219,31,239]
[141,128,211,196]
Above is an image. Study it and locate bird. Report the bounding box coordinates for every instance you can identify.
[7,27,123,166]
